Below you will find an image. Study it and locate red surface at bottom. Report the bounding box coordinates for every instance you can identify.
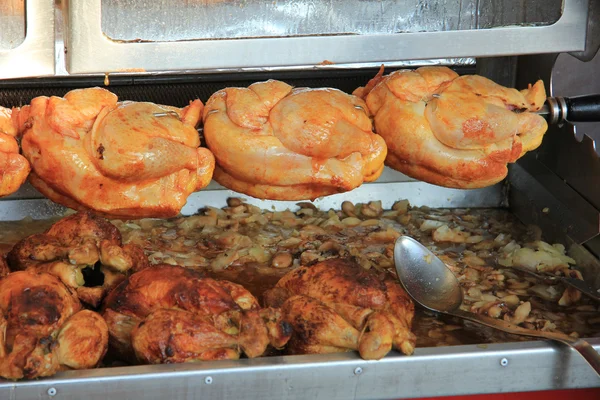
[417,388,600,400]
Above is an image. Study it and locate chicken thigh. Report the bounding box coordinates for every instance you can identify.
[203,80,387,200]
[102,264,291,364]
[0,271,108,380]
[18,88,215,218]
[7,211,149,307]
[354,66,548,188]
[0,107,30,197]
[264,258,416,360]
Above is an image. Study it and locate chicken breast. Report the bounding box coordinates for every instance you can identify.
[18,88,215,218]
[203,80,387,200]
[264,258,416,360]
[354,66,547,188]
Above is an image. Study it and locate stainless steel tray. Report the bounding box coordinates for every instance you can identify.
[1,339,599,399]
[0,180,598,398]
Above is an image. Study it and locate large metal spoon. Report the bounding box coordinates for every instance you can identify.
[393,235,600,376]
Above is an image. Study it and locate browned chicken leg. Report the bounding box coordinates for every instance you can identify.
[102,264,291,364]
[0,271,108,380]
[7,211,149,307]
[264,258,416,360]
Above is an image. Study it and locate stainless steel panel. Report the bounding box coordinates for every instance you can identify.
[0,0,55,79]
[100,0,561,42]
[0,0,25,50]
[65,0,587,74]
[1,340,599,399]
[0,178,505,221]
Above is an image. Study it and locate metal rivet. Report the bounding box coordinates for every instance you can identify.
[500,358,509,367]
[47,387,57,396]
[354,367,363,375]
[205,376,213,385]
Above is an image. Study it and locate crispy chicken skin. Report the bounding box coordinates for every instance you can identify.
[203,80,387,200]
[18,87,215,218]
[102,264,291,364]
[7,212,149,307]
[264,259,416,360]
[0,271,108,380]
[0,107,31,197]
[354,66,548,188]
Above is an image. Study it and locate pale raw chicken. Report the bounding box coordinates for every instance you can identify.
[264,259,416,360]
[354,66,548,188]
[18,87,215,218]
[0,107,31,197]
[0,270,108,380]
[203,80,387,200]
[102,265,291,364]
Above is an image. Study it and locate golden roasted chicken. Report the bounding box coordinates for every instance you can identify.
[102,264,291,364]
[7,211,149,307]
[203,80,387,200]
[354,66,548,188]
[0,107,30,197]
[17,87,215,218]
[0,270,108,380]
[264,259,416,360]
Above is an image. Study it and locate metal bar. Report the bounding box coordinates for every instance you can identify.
[2,340,598,399]
[0,180,506,221]
[65,0,588,74]
[0,0,55,79]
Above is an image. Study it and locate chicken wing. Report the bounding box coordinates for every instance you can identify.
[354,66,547,188]
[0,271,108,380]
[102,264,291,364]
[7,211,149,307]
[18,88,215,218]
[264,258,416,360]
[203,80,387,200]
[0,107,31,197]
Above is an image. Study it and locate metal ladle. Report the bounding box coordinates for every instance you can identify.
[393,235,600,376]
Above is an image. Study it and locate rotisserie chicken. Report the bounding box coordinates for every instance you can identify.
[264,258,416,360]
[0,270,108,380]
[354,66,548,188]
[203,80,387,200]
[102,264,291,364]
[7,211,149,307]
[0,107,31,197]
[17,87,215,218]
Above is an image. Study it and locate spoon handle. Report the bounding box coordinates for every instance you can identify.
[449,309,600,376]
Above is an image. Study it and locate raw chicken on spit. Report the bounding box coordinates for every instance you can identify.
[18,87,215,218]
[0,107,30,197]
[203,80,387,200]
[264,258,416,360]
[7,211,149,307]
[0,270,108,380]
[102,264,291,364]
[354,66,548,188]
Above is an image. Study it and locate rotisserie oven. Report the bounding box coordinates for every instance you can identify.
[0,0,599,398]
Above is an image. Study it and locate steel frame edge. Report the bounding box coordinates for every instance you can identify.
[65,0,589,74]
[1,339,598,399]
[0,0,55,79]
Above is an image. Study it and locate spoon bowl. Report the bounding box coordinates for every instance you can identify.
[393,235,600,377]
[394,236,463,313]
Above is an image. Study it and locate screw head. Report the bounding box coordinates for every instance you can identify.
[47,387,57,397]
[205,376,213,385]
[354,367,363,375]
[500,358,509,367]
